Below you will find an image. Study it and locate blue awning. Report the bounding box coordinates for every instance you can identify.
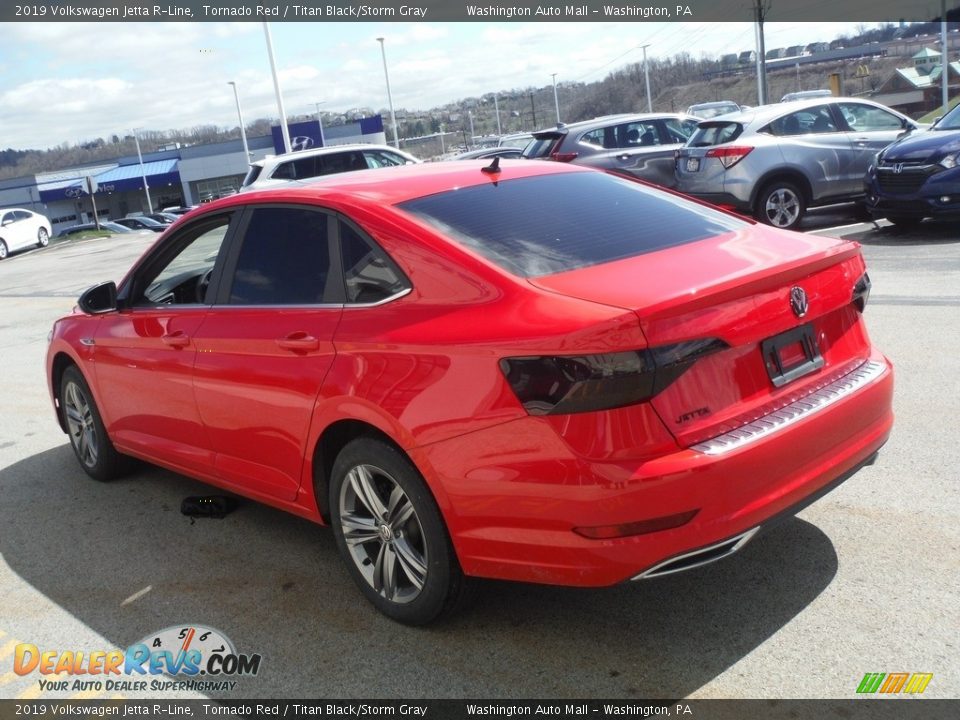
[38,159,181,202]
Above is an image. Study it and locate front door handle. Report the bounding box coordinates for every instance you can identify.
[276,332,319,352]
[162,331,190,348]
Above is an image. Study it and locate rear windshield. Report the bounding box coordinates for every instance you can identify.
[398,172,744,278]
[521,135,563,159]
[687,122,744,147]
[241,165,262,188]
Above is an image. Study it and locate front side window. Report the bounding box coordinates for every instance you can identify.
[837,103,904,132]
[616,121,660,147]
[228,207,334,305]
[363,150,408,168]
[137,215,232,305]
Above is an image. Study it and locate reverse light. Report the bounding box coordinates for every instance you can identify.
[853,272,871,313]
[573,510,699,539]
[500,338,728,415]
[705,146,754,169]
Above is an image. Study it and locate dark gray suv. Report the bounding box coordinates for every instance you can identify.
[522,113,700,188]
[675,98,919,229]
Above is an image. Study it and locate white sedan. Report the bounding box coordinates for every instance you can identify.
[0,208,52,259]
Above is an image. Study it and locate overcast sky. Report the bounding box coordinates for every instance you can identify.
[0,21,869,151]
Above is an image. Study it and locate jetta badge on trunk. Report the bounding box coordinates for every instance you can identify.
[790,286,809,318]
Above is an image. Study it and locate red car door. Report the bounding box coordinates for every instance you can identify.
[192,206,342,501]
[92,213,236,476]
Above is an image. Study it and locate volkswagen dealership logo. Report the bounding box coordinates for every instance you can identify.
[291,136,314,151]
[790,286,809,318]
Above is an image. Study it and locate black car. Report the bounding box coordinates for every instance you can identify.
[864,104,960,227]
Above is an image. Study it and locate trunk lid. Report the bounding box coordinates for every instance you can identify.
[530,225,871,446]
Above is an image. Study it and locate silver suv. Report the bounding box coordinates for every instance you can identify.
[522,113,700,188]
[675,98,918,229]
[241,144,419,192]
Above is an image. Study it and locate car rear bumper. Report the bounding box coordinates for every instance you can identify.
[414,352,893,587]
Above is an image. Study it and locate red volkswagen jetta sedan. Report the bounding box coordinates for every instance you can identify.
[47,160,892,624]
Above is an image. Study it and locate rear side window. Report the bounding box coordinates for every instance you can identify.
[229,207,334,305]
[687,122,743,147]
[339,221,409,303]
[399,172,744,278]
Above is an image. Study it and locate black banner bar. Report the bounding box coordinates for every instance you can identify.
[0,700,958,720]
[3,1,958,24]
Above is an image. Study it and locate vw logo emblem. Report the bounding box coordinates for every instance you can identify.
[291,135,314,151]
[893,163,903,174]
[790,286,809,318]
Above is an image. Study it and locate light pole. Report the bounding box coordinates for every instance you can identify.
[227,81,251,162]
[376,37,400,148]
[263,21,291,154]
[493,93,502,136]
[640,44,652,112]
[551,73,561,123]
[314,102,326,146]
[132,129,153,213]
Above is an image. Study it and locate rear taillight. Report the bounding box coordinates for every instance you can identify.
[550,151,579,163]
[705,146,754,169]
[500,338,727,415]
[853,272,871,312]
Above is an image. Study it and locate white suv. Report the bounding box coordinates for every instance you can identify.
[240,144,419,192]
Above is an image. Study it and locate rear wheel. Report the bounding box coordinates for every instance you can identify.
[37,227,50,247]
[886,215,922,229]
[0,240,7,260]
[755,180,805,230]
[61,366,133,481]
[329,437,468,625]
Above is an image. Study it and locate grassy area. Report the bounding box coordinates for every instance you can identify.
[919,97,960,123]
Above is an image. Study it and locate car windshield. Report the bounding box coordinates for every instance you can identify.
[935,104,960,130]
[398,172,744,278]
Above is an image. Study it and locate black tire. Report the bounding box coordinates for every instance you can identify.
[60,366,133,481]
[0,240,8,260]
[37,227,50,247]
[755,180,806,230]
[329,437,469,625]
[886,215,922,229]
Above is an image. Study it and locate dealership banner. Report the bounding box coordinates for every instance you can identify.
[3,1,954,23]
[0,700,956,720]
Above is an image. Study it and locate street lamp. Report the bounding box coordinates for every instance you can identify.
[131,128,153,213]
[640,44,652,112]
[376,37,400,148]
[314,102,326,147]
[227,81,251,162]
[263,21,291,154]
[551,73,561,123]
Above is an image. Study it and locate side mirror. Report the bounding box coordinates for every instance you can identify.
[931,117,942,127]
[78,281,118,315]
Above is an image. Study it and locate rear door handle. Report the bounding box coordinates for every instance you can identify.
[276,332,319,352]
[162,331,190,348]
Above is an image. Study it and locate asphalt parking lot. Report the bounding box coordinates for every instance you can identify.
[0,217,957,700]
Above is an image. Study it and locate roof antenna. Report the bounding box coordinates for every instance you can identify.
[481,156,501,175]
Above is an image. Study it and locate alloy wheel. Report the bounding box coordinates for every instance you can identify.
[64,380,99,468]
[338,463,428,604]
[763,187,801,228]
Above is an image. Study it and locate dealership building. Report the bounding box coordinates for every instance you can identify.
[0,117,386,234]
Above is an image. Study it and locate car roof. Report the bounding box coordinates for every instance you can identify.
[688,101,739,109]
[532,113,696,137]
[701,97,895,128]
[252,143,415,168]
[196,159,594,211]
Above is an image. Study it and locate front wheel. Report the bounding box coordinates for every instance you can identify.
[329,437,468,625]
[61,366,133,481]
[755,181,805,230]
[37,227,50,247]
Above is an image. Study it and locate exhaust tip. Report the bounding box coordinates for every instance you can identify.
[631,526,760,581]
